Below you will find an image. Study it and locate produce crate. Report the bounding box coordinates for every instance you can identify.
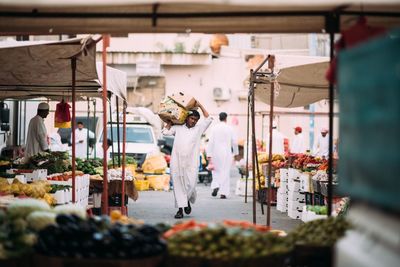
[33,253,164,267]
[256,188,277,205]
[313,193,325,206]
[320,181,340,197]
[165,254,289,267]
[305,192,313,205]
[108,193,129,207]
[290,245,333,267]
[0,256,33,267]
[134,179,150,191]
[312,179,321,193]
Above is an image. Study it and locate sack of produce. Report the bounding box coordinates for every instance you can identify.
[158,97,188,125]
[169,91,197,110]
[142,154,167,174]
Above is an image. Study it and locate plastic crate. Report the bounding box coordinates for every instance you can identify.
[134,179,150,191]
[312,179,321,193]
[108,194,128,207]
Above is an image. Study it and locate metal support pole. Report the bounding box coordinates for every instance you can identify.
[93,99,97,158]
[109,98,115,168]
[266,55,275,227]
[245,79,251,204]
[101,34,110,215]
[328,30,335,217]
[325,12,339,217]
[251,92,264,216]
[87,98,90,160]
[121,101,127,214]
[71,57,77,203]
[116,97,121,167]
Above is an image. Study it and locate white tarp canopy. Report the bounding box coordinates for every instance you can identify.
[0,37,127,101]
[254,55,329,108]
[0,1,399,34]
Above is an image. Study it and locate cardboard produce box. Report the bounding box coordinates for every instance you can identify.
[158,98,188,125]
[169,92,197,109]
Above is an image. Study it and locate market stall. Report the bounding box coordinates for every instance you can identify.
[0,37,131,215]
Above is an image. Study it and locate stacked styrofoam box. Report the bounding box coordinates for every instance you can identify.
[287,168,305,219]
[49,175,90,207]
[301,206,328,222]
[75,174,90,207]
[300,172,312,193]
[277,168,288,212]
[235,178,253,197]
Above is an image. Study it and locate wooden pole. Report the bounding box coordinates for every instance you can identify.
[71,57,77,203]
[267,55,275,227]
[101,34,110,215]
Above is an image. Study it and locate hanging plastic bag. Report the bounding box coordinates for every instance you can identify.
[54,99,71,128]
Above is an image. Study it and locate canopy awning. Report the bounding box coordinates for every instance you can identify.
[254,55,329,108]
[0,1,399,34]
[0,38,127,101]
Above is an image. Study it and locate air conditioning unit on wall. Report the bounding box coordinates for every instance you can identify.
[213,87,232,101]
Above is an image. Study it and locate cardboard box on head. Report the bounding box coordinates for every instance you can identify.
[158,98,188,125]
[169,92,197,110]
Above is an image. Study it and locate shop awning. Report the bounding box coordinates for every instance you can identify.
[0,1,399,34]
[254,55,329,108]
[0,37,127,101]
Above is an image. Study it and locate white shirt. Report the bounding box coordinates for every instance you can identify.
[206,121,239,196]
[162,117,213,208]
[265,128,285,155]
[291,133,307,154]
[25,115,48,158]
[313,134,329,158]
[71,128,95,158]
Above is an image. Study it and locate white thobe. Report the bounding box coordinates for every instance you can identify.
[206,122,238,197]
[291,133,307,154]
[265,129,285,155]
[162,117,213,208]
[71,128,95,158]
[25,115,48,158]
[313,134,329,158]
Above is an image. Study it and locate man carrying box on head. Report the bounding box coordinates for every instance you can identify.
[162,101,212,219]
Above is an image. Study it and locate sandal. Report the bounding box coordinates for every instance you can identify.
[174,208,183,219]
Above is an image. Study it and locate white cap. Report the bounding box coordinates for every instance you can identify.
[321,128,329,133]
[38,102,49,110]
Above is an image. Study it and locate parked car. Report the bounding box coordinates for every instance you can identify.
[93,121,160,167]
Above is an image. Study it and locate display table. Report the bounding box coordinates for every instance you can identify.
[90,180,138,203]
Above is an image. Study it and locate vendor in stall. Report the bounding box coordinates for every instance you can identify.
[25,102,50,159]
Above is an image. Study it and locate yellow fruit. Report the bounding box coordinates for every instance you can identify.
[110,210,122,220]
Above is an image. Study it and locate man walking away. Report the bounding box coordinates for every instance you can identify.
[207,112,239,199]
[162,102,212,219]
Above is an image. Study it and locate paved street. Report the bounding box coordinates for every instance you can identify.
[128,169,301,233]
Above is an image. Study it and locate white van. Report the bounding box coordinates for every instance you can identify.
[93,121,159,166]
